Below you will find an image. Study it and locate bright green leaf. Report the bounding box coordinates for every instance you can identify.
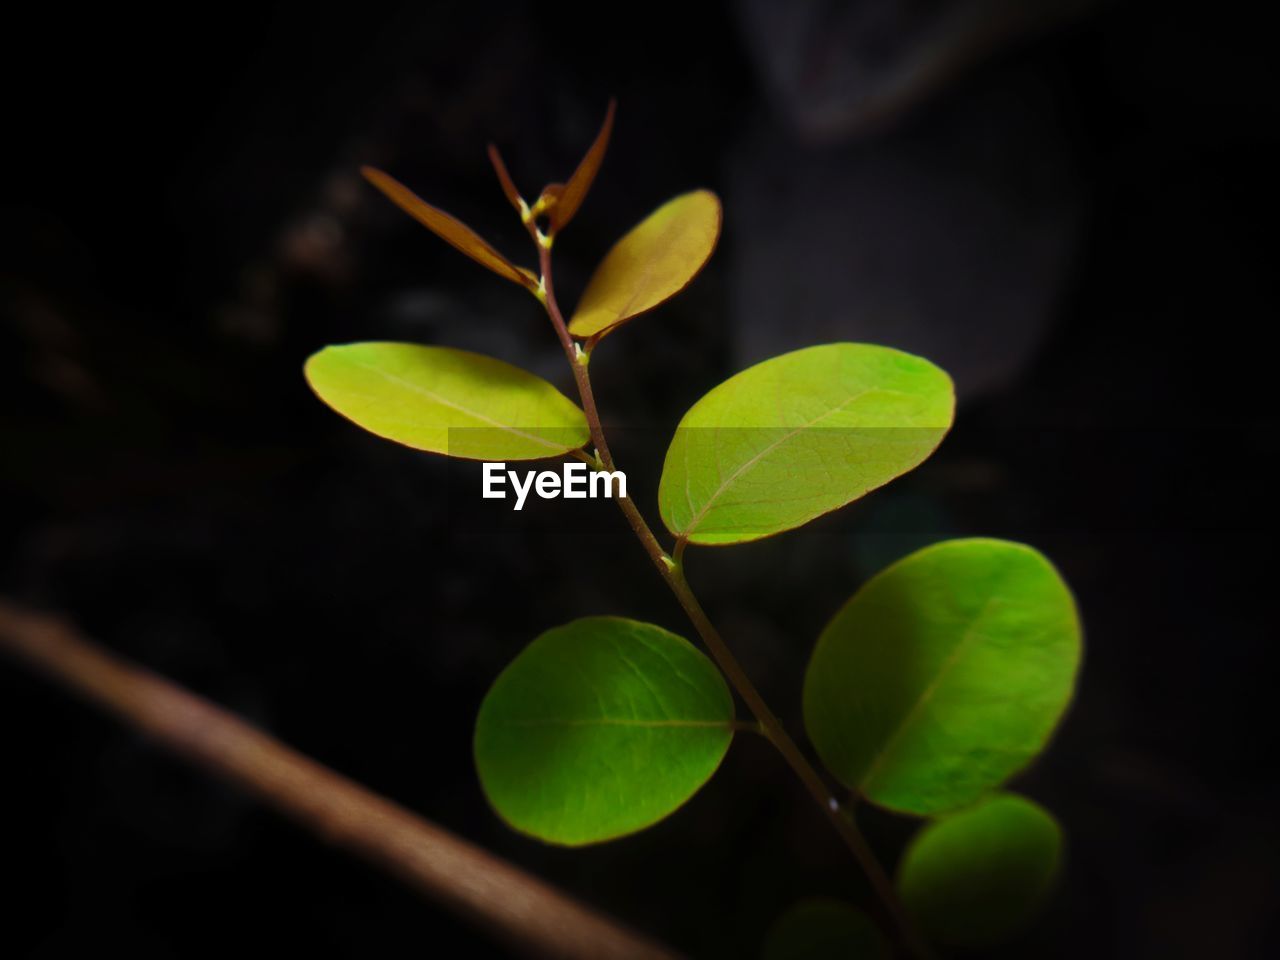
[567,190,721,340]
[803,539,1081,815]
[762,900,889,960]
[898,794,1062,947]
[304,342,589,460]
[474,617,734,846]
[658,344,954,546]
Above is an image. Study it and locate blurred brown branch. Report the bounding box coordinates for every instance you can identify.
[0,599,677,960]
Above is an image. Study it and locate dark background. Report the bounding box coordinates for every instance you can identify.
[2,1,1276,957]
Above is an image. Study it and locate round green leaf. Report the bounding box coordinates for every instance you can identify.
[474,617,734,846]
[803,539,1081,815]
[658,343,954,545]
[762,900,889,960]
[304,342,589,460]
[898,794,1062,947]
[567,190,722,340]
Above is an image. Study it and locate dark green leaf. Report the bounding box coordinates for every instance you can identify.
[762,900,889,960]
[897,794,1062,947]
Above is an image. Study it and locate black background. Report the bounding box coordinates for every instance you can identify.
[2,2,1276,957]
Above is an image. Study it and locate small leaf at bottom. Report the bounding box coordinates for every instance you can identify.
[762,899,889,960]
[897,793,1063,947]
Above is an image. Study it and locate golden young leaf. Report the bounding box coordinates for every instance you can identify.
[361,166,537,290]
[568,190,722,340]
[547,99,615,232]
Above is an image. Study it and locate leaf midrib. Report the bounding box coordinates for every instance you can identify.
[679,388,890,538]
[350,356,580,452]
[857,594,1004,793]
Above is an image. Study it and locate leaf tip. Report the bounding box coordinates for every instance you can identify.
[487,143,524,215]
[359,165,387,187]
[549,98,618,232]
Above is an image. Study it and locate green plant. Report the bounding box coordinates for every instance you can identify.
[304,102,1083,958]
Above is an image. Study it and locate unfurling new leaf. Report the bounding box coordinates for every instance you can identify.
[361,166,538,291]
[658,343,954,546]
[474,617,734,845]
[803,539,1081,815]
[546,99,616,233]
[304,342,589,460]
[568,190,722,341]
[897,793,1062,947]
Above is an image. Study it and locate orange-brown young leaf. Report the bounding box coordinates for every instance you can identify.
[548,99,616,233]
[568,190,722,341]
[486,144,524,215]
[361,166,537,290]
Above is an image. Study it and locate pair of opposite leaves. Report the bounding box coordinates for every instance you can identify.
[307,339,956,546]
[475,541,1078,951]
[474,539,1081,842]
[357,102,616,293]
[308,102,945,547]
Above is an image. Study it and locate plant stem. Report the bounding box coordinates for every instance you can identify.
[0,600,678,960]
[532,242,933,959]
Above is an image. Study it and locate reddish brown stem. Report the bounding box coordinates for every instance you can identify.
[532,234,933,960]
[0,600,677,960]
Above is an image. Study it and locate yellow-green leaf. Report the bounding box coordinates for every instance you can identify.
[567,190,722,340]
[304,342,589,460]
[361,166,537,290]
[658,343,954,545]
